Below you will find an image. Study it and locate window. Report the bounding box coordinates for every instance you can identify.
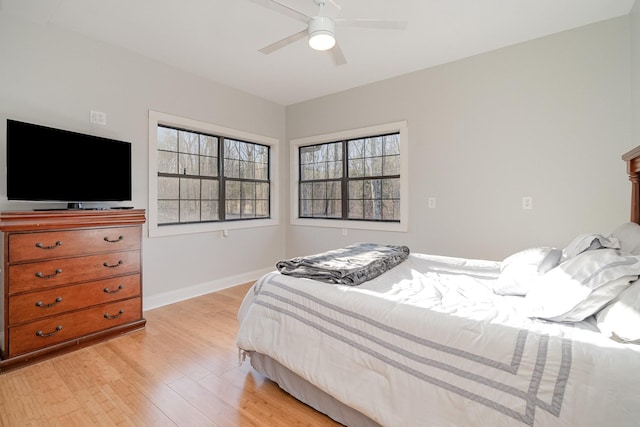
[149,111,279,237]
[291,121,408,232]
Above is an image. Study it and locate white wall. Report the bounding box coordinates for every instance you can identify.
[286,17,633,261]
[0,15,287,308]
[0,10,637,308]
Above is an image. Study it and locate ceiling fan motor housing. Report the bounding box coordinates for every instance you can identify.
[308,15,336,50]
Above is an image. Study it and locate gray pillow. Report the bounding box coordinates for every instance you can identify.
[562,233,620,260]
[493,247,562,296]
[610,222,640,255]
[526,249,640,322]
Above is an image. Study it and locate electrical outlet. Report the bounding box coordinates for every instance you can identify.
[427,197,436,209]
[90,110,106,125]
[522,196,533,210]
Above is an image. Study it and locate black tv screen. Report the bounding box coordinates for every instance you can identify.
[6,119,132,206]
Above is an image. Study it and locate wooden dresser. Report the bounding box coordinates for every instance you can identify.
[0,209,146,371]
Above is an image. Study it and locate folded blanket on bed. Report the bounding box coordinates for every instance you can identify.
[276,242,410,286]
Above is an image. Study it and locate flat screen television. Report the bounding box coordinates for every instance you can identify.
[6,119,132,209]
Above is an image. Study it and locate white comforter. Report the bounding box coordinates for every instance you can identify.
[236,253,640,427]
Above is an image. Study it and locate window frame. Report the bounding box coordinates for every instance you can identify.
[148,110,279,238]
[290,121,408,232]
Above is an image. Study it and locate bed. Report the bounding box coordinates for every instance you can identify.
[235,147,640,427]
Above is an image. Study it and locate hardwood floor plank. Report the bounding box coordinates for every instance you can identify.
[0,281,340,426]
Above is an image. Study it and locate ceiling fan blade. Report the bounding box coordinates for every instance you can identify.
[328,42,347,66]
[335,19,408,30]
[259,29,308,55]
[248,0,311,23]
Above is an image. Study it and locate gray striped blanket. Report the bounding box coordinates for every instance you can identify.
[275,242,410,286]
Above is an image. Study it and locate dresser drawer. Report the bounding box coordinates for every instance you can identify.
[8,275,141,325]
[8,250,140,294]
[9,226,141,263]
[8,297,142,357]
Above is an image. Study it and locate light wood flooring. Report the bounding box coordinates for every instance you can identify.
[0,282,340,426]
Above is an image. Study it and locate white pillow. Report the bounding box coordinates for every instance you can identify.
[525,249,640,322]
[493,247,562,296]
[596,279,640,342]
[610,222,640,255]
[562,233,620,260]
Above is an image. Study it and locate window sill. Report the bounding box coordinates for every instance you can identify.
[290,217,407,233]
[149,217,279,238]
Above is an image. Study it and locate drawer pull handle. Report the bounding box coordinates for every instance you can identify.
[104,235,124,243]
[35,269,63,279]
[35,297,62,308]
[36,325,62,337]
[35,241,62,250]
[104,309,124,320]
[103,285,124,294]
[103,260,124,268]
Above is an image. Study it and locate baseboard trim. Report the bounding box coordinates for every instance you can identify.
[143,267,273,311]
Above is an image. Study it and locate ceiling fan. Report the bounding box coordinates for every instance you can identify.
[250,0,408,66]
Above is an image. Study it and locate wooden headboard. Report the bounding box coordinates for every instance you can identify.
[623,145,640,224]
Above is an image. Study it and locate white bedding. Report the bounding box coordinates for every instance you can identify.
[236,253,640,427]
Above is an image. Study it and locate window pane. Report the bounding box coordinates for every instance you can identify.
[348,180,363,199]
[300,199,312,217]
[327,181,341,199]
[256,200,269,217]
[383,154,400,176]
[382,200,400,221]
[349,159,364,177]
[179,153,199,176]
[364,200,382,220]
[180,177,201,199]
[158,200,179,223]
[226,181,241,200]
[242,182,256,200]
[348,139,364,159]
[382,178,400,199]
[242,200,255,217]
[225,159,239,178]
[157,127,178,151]
[327,161,342,179]
[158,150,178,174]
[365,156,383,177]
[301,164,314,181]
[200,156,217,177]
[300,146,314,164]
[312,182,327,200]
[179,131,199,155]
[224,139,239,160]
[240,161,255,179]
[158,177,179,199]
[201,201,219,221]
[348,200,363,219]
[240,142,253,161]
[313,161,327,180]
[201,179,218,200]
[180,200,200,222]
[200,134,218,156]
[255,164,268,180]
[327,200,341,218]
[225,200,240,219]
[384,134,400,155]
[256,183,269,199]
[300,182,313,200]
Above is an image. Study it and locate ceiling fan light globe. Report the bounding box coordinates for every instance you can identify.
[309,32,335,50]
[308,15,336,51]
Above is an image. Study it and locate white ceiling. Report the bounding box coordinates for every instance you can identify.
[1,0,636,106]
